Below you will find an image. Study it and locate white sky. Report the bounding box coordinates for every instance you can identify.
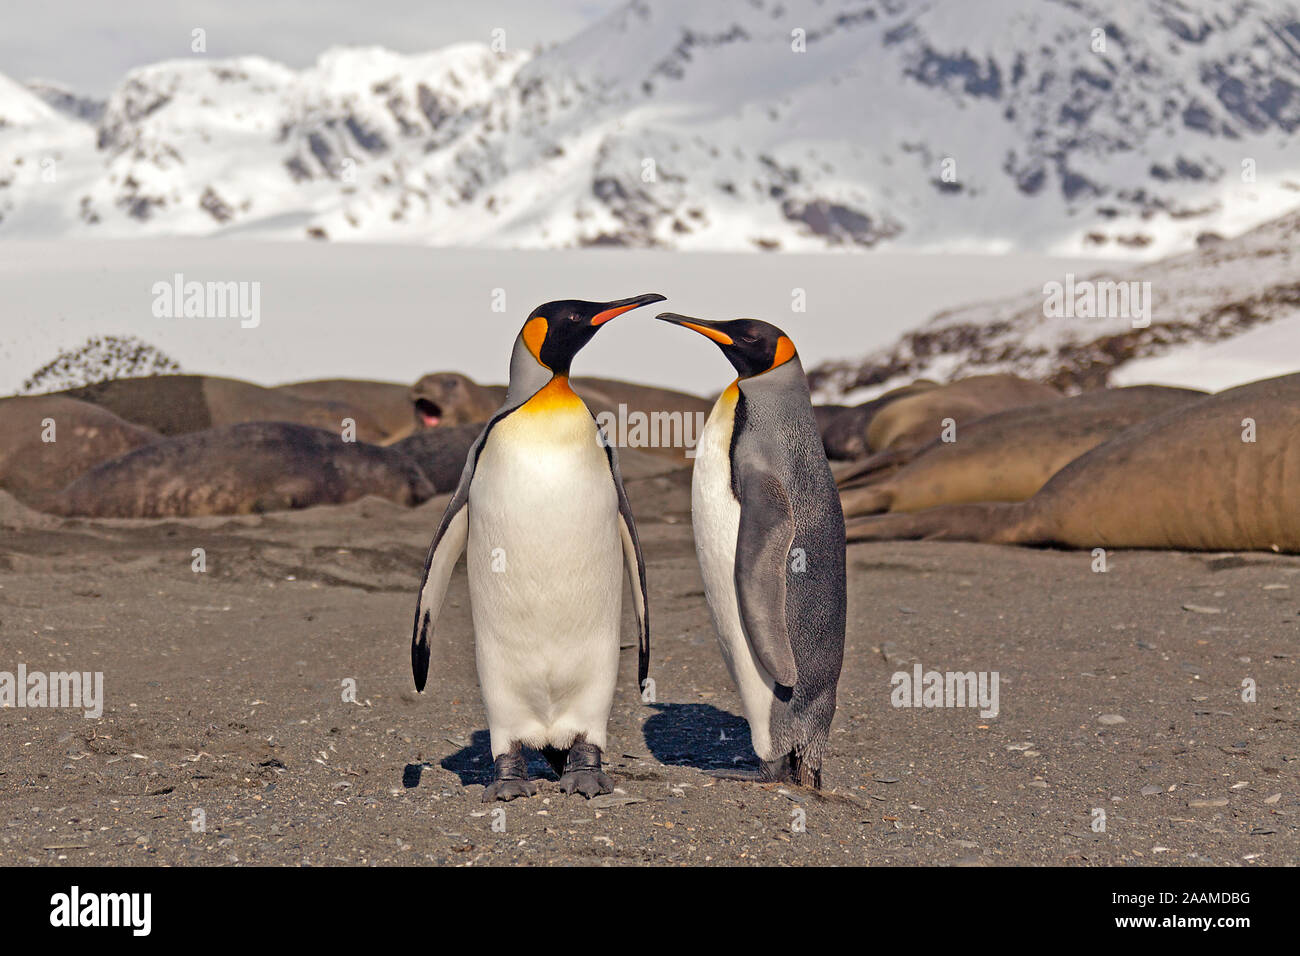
[0,0,619,94]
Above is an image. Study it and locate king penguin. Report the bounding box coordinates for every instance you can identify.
[658,312,846,788]
[411,293,662,801]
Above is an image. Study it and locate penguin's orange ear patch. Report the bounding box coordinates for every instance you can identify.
[681,321,733,345]
[522,316,548,364]
[770,335,796,370]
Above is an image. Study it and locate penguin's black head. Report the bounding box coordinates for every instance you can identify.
[520,293,666,375]
[656,313,798,379]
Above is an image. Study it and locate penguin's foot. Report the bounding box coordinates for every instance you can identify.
[559,770,613,798]
[556,738,614,798]
[483,778,537,802]
[481,747,537,803]
[559,770,614,798]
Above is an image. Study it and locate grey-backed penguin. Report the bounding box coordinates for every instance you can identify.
[411,294,661,801]
[658,313,846,789]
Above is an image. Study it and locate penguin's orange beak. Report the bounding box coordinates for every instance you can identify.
[655,312,734,344]
[590,292,667,326]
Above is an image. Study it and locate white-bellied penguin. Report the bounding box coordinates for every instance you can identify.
[657,312,846,788]
[411,294,661,801]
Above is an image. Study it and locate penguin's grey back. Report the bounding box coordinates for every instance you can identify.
[734,358,846,699]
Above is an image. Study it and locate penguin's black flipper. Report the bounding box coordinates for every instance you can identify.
[600,435,650,692]
[733,467,799,687]
[411,502,468,692]
[410,422,492,692]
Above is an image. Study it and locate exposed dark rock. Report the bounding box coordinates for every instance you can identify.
[905,47,1003,99]
[780,199,900,247]
[198,186,234,223]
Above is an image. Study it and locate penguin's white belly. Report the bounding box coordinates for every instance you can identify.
[691,389,777,759]
[466,399,622,756]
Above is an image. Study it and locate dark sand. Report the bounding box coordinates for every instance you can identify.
[1,458,1296,866]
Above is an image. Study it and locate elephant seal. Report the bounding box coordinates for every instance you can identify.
[864,375,1061,462]
[572,376,710,412]
[391,423,484,493]
[408,372,506,429]
[275,378,412,440]
[0,396,158,510]
[840,385,1207,516]
[845,373,1300,552]
[407,372,709,462]
[59,375,390,442]
[53,422,435,518]
[815,380,939,460]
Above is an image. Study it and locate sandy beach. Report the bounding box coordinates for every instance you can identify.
[1,452,1296,866]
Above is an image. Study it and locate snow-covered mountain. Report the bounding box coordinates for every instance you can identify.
[24,81,106,123]
[4,0,1300,254]
[808,206,1300,397]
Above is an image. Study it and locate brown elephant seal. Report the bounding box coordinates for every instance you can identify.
[408,372,506,429]
[0,396,159,510]
[840,385,1207,516]
[864,374,1062,462]
[52,422,435,518]
[407,372,709,462]
[815,380,939,460]
[571,376,709,411]
[275,378,412,439]
[58,375,391,442]
[391,423,484,493]
[845,372,1300,552]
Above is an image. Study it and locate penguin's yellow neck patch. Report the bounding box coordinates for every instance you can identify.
[522,316,549,366]
[520,374,584,415]
[721,380,740,405]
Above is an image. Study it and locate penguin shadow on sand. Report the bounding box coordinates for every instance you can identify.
[402,709,759,790]
[641,703,759,774]
[404,731,558,789]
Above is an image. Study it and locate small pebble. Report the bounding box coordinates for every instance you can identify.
[587,794,646,809]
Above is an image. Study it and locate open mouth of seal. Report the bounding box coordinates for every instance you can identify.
[414,398,443,427]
